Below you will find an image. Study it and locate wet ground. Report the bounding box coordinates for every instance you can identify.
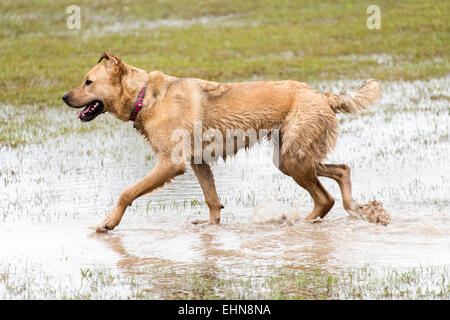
[0,78,449,299]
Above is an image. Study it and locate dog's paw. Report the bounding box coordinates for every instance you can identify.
[95,224,112,233]
[94,216,119,233]
[191,219,209,225]
[350,200,391,226]
[304,216,323,224]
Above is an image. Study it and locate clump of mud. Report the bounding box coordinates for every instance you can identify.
[349,200,391,226]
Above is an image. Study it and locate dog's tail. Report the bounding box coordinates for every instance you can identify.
[324,79,382,114]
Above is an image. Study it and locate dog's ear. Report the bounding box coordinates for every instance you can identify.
[98,51,127,82]
[98,51,123,66]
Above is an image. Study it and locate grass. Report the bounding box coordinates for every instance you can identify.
[0,0,448,108]
[0,258,448,299]
[334,266,450,299]
[161,267,336,299]
[0,104,110,147]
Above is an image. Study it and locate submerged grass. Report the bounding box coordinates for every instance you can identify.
[0,104,113,147]
[0,258,448,299]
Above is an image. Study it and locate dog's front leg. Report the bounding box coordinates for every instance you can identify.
[191,163,223,225]
[95,158,186,233]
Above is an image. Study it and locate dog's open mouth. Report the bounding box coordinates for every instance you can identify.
[77,100,104,122]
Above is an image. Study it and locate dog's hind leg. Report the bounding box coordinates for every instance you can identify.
[95,158,186,233]
[316,163,391,225]
[316,164,356,212]
[282,157,335,221]
[191,163,223,225]
[273,130,334,221]
[272,142,291,176]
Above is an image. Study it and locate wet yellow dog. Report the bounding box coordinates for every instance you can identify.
[62,51,389,232]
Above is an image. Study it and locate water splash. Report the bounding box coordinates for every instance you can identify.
[252,196,301,224]
[348,200,392,226]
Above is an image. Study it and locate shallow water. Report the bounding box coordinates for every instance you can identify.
[0,78,449,298]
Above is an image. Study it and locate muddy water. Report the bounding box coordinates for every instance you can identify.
[0,78,449,298]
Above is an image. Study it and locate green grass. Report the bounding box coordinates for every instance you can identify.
[0,0,448,108]
[0,104,112,147]
[1,259,448,299]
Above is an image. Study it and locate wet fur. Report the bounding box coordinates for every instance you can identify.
[63,52,387,232]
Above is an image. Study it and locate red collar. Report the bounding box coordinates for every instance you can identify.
[129,86,147,121]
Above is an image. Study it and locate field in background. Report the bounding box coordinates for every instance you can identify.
[0,0,448,108]
[0,0,449,299]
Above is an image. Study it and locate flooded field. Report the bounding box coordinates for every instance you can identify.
[0,78,449,299]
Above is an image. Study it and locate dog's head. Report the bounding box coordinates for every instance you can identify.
[62,51,133,122]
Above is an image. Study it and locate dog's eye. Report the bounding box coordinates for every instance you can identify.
[85,80,93,86]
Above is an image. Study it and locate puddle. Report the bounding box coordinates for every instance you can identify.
[3,11,258,39]
[83,13,258,39]
[0,78,449,298]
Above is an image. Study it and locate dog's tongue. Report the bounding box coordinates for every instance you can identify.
[78,102,96,119]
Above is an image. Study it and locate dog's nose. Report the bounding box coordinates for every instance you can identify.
[62,93,69,102]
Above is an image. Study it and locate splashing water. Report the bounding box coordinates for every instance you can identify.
[0,77,449,298]
[348,200,392,226]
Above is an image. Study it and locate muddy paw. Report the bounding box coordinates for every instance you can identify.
[191,219,209,225]
[311,217,323,224]
[350,200,391,226]
[94,217,118,233]
[95,224,113,233]
[305,216,323,224]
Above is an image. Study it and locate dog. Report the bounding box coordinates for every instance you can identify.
[63,51,389,233]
